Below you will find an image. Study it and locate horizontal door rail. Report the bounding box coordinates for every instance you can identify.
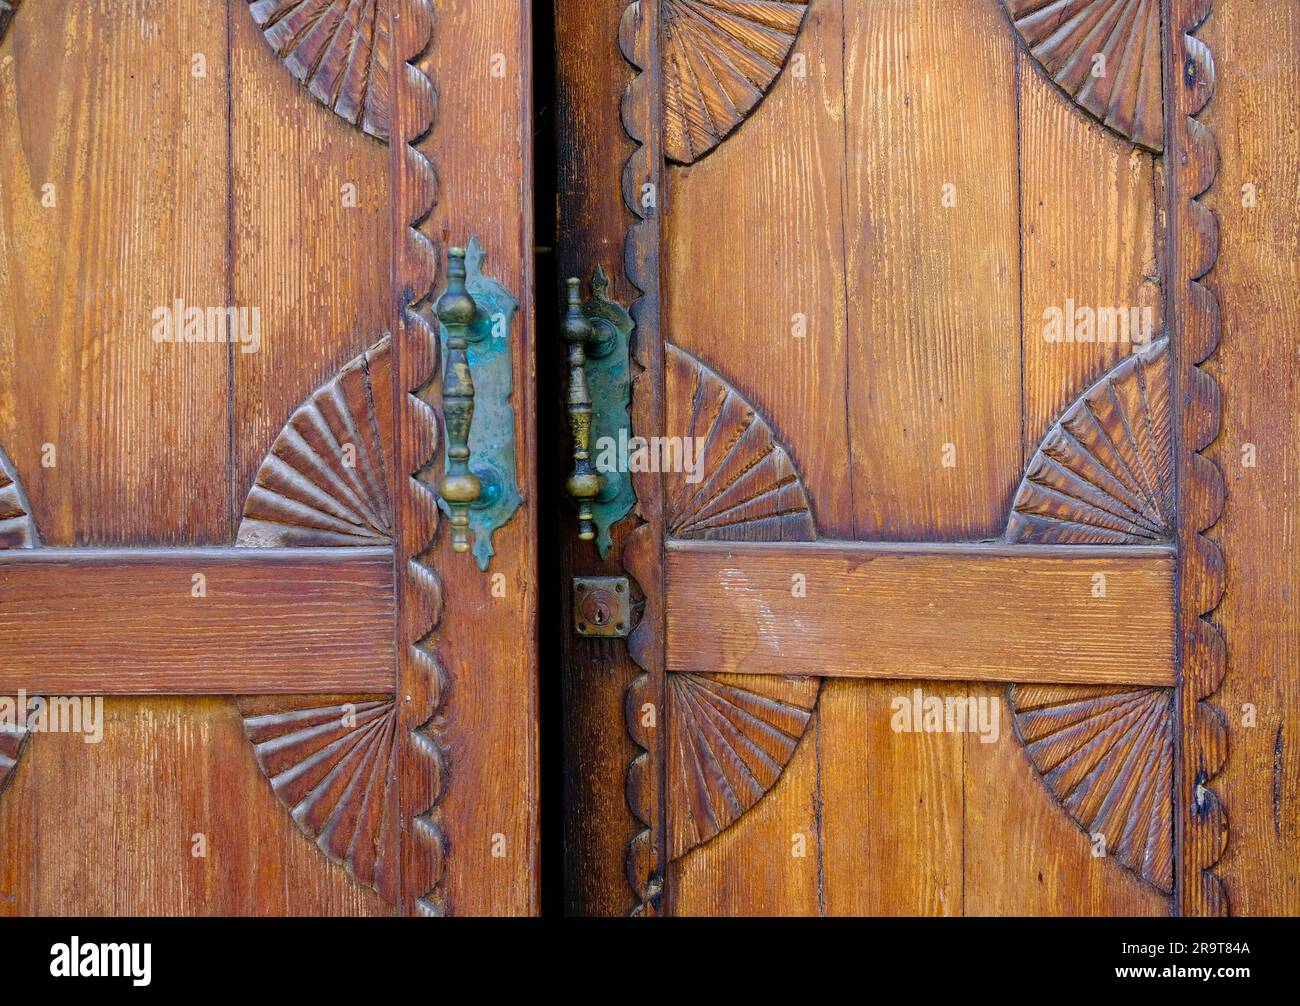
[666,540,1175,686]
[0,548,395,694]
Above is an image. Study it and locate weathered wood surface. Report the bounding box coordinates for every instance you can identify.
[400,0,540,916]
[560,0,1184,916]
[0,548,395,693]
[666,541,1175,684]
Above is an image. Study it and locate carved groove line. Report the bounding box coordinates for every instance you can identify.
[392,0,449,918]
[1168,0,1227,916]
[1003,0,1165,152]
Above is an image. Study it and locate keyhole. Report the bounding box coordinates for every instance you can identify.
[592,603,610,625]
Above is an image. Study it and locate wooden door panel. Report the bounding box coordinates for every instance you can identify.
[554,0,1269,917]
[660,0,1172,917]
[841,0,1022,541]
[0,0,537,916]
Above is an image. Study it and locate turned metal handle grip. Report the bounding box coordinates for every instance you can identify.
[436,247,481,554]
[562,277,605,541]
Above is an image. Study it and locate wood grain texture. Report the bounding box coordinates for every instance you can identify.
[231,2,394,540]
[818,679,964,915]
[964,682,1170,915]
[0,0,535,917]
[0,0,230,545]
[842,0,1021,541]
[1017,42,1162,461]
[0,548,395,693]
[665,0,851,538]
[1003,0,1165,152]
[25,697,389,916]
[661,0,810,164]
[965,44,1173,915]
[223,4,399,918]
[586,0,1188,917]
[666,540,1176,684]
[1202,0,1299,915]
[668,707,823,915]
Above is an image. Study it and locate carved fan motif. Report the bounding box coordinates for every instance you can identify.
[0,446,37,795]
[0,446,39,549]
[1006,340,1175,892]
[235,340,399,902]
[662,343,819,860]
[668,673,818,860]
[1009,684,1173,892]
[0,717,29,796]
[238,336,393,547]
[239,699,399,898]
[662,0,810,164]
[1007,337,1172,545]
[664,342,816,541]
[246,0,393,141]
[1003,0,1165,152]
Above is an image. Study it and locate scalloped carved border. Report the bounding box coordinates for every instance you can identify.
[621,0,669,916]
[1166,0,1227,917]
[390,0,449,918]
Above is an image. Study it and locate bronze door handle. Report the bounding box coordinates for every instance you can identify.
[561,277,604,542]
[435,246,482,554]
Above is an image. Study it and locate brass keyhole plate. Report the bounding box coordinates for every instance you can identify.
[572,576,632,638]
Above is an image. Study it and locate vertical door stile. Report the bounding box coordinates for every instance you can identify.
[620,0,670,917]
[389,0,448,917]
[1162,0,1228,918]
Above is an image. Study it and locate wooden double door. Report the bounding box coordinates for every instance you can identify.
[1,1,1297,918]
